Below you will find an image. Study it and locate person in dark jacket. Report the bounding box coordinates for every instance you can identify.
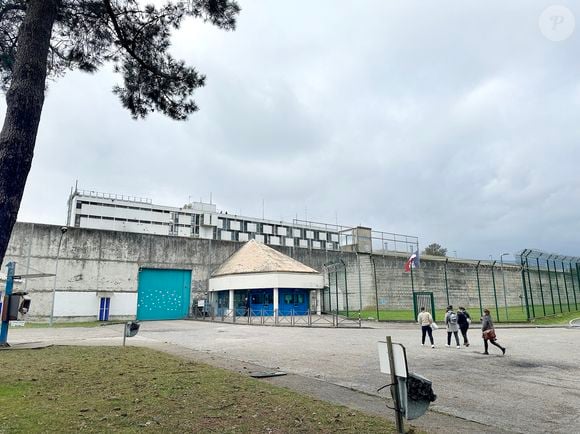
[457,307,471,347]
[481,308,506,355]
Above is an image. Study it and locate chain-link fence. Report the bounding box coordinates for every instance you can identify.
[517,249,580,320]
[319,249,580,323]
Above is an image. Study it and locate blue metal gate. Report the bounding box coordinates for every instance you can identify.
[279,289,309,315]
[136,268,191,320]
[249,289,274,316]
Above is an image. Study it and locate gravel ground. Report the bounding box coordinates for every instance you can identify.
[7,320,580,433]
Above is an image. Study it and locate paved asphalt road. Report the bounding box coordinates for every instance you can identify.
[8,321,580,433]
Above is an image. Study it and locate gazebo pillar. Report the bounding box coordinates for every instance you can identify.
[316,289,322,315]
[273,287,279,321]
[228,289,234,315]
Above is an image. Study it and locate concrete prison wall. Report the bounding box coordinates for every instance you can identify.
[2,222,525,322]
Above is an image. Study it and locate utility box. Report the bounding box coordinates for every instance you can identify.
[7,292,30,321]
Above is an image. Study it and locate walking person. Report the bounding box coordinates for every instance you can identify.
[457,306,471,347]
[417,306,435,348]
[445,305,461,348]
[481,308,506,355]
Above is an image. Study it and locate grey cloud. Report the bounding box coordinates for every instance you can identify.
[2,0,580,258]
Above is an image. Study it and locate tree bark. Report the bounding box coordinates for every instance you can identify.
[0,0,59,267]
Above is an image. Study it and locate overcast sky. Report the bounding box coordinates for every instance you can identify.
[2,0,580,260]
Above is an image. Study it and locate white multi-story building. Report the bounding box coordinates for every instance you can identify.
[67,187,419,253]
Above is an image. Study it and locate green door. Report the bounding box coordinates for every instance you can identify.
[413,291,435,321]
[137,268,191,320]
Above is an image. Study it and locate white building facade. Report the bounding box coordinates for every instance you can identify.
[67,188,344,250]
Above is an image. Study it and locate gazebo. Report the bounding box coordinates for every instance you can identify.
[208,240,324,317]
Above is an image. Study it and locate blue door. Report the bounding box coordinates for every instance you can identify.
[217,291,230,316]
[249,289,274,316]
[137,268,191,320]
[279,289,309,315]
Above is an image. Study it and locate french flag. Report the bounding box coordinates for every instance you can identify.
[404,250,420,272]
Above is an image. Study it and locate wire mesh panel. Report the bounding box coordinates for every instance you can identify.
[516,249,580,320]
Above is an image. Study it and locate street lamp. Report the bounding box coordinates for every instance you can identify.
[49,226,68,326]
[500,252,510,320]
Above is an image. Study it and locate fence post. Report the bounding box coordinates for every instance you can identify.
[525,257,535,319]
[520,256,531,321]
[335,271,340,317]
[561,262,571,312]
[491,261,500,322]
[344,266,349,318]
[546,260,556,315]
[444,258,450,306]
[553,260,563,313]
[327,270,332,312]
[536,258,547,317]
[476,261,483,318]
[308,308,312,326]
[576,264,580,311]
[569,263,578,311]
[371,256,380,321]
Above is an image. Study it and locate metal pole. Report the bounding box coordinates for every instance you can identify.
[476,261,483,318]
[344,265,349,317]
[536,258,546,317]
[576,263,580,311]
[335,271,340,316]
[520,254,531,321]
[327,270,331,313]
[49,227,67,326]
[525,257,535,319]
[553,260,563,313]
[386,336,404,434]
[561,262,571,312]
[491,261,499,322]
[410,261,416,319]
[0,262,16,347]
[500,254,509,321]
[444,258,450,306]
[372,256,380,321]
[546,260,556,315]
[356,253,363,319]
[122,323,127,347]
[569,263,578,311]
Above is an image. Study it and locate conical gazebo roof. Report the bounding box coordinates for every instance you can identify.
[212,239,319,277]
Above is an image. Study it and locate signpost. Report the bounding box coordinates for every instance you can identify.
[378,336,436,432]
[1,262,53,347]
[0,262,15,347]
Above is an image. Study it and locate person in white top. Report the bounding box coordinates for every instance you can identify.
[417,306,435,348]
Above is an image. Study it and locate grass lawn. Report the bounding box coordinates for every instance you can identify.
[17,321,124,329]
[533,310,580,325]
[343,304,580,325]
[344,306,530,323]
[0,346,396,433]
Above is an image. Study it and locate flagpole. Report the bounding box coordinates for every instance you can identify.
[410,260,415,293]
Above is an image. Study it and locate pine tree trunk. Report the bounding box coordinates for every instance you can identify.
[0,0,59,266]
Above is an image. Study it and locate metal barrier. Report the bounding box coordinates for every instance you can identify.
[189,308,360,328]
